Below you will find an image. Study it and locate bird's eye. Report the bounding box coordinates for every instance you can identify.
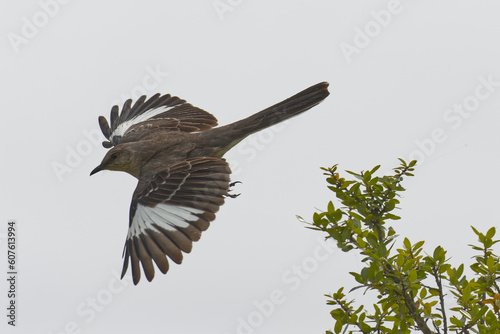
[111,153,118,160]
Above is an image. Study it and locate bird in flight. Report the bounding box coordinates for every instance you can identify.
[91,82,330,284]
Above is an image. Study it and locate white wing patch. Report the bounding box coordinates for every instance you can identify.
[110,105,179,142]
[128,203,204,239]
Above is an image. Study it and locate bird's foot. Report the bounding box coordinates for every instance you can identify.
[226,181,242,198]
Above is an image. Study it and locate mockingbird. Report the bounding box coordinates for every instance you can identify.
[91,82,330,284]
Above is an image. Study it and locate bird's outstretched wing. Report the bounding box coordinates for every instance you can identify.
[121,157,231,285]
[98,94,218,148]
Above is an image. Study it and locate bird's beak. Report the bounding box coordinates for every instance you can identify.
[90,165,102,176]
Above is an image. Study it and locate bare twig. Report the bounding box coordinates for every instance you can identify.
[432,267,448,334]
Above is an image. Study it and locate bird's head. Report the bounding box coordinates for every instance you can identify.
[90,145,140,178]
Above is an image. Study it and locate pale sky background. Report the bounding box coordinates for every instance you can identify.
[1,1,500,333]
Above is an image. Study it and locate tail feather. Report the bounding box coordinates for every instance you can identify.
[231,81,330,134]
[196,82,330,157]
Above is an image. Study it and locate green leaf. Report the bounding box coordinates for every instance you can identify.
[370,165,381,175]
[486,226,496,239]
[433,246,443,260]
[403,237,411,250]
[327,201,335,214]
[349,212,364,221]
[333,287,344,298]
[357,236,366,248]
[346,170,362,180]
[477,306,489,322]
[408,269,417,283]
[428,289,440,296]
[378,243,388,257]
[487,256,495,270]
[396,253,404,267]
[413,240,425,250]
[423,302,432,316]
[350,272,364,284]
[359,320,372,332]
[449,317,464,327]
[384,199,399,212]
[439,263,451,274]
[330,309,345,320]
[384,213,401,220]
[334,319,343,334]
[361,267,369,283]
[341,245,354,252]
[350,183,361,194]
[471,225,480,236]
[456,263,464,278]
[463,284,471,302]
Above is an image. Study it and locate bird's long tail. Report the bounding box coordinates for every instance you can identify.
[232,81,329,134]
[199,82,330,156]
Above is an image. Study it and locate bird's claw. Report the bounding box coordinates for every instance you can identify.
[226,181,242,198]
